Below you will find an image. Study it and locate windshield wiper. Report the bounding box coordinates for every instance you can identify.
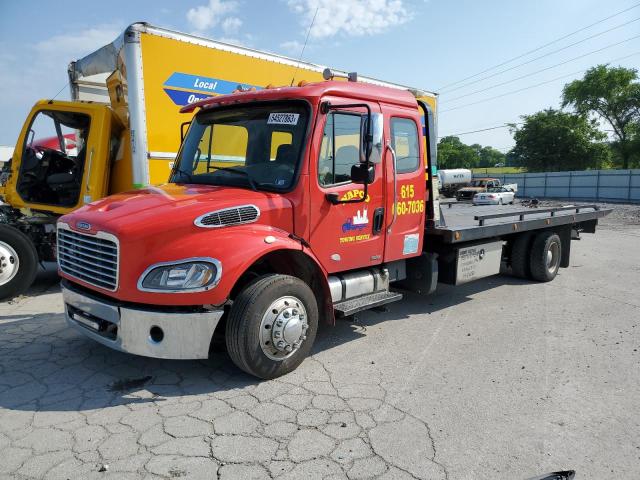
[212,166,258,191]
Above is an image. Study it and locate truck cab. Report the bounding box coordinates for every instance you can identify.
[1,100,120,215]
[56,78,609,379]
[57,80,436,379]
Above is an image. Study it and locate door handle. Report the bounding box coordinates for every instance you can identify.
[386,144,397,233]
[372,207,384,234]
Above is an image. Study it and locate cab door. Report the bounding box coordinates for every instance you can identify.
[308,101,386,273]
[382,108,426,262]
[4,101,117,215]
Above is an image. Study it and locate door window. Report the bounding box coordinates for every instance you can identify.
[390,118,419,174]
[318,113,362,187]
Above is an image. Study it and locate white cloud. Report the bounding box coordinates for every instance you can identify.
[287,0,412,38]
[280,40,304,54]
[34,25,122,56]
[222,16,243,34]
[186,0,238,31]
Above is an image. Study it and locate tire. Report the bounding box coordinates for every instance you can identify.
[529,231,562,282]
[510,233,533,279]
[225,274,318,379]
[0,225,38,300]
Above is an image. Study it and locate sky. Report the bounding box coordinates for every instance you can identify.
[0,0,639,152]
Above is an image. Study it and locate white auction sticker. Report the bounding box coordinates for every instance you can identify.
[267,113,300,125]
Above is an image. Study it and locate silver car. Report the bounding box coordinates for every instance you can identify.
[473,187,515,205]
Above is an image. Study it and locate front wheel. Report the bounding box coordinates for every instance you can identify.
[225,274,318,379]
[0,225,39,300]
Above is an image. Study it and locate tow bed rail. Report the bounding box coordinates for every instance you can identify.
[426,204,612,244]
[474,205,603,226]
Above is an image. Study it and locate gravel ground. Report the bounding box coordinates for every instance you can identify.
[0,203,638,479]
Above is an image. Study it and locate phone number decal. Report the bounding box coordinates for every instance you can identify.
[396,200,424,216]
[396,184,423,215]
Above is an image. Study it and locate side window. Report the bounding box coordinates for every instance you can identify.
[318,113,362,187]
[390,117,419,174]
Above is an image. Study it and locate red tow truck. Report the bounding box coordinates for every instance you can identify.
[57,78,610,379]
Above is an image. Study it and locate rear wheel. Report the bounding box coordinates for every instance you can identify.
[510,233,533,279]
[529,231,561,282]
[0,225,38,300]
[225,274,318,379]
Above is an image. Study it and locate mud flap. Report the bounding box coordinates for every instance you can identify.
[395,252,438,295]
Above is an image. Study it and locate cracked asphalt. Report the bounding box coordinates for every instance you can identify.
[1,207,639,479]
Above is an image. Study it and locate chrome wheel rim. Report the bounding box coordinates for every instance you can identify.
[546,241,560,274]
[260,296,308,361]
[0,241,19,286]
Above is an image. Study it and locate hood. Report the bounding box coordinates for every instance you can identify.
[459,186,485,192]
[58,183,297,305]
[61,183,294,237]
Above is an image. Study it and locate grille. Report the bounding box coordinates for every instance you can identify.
[58,227,119,291]
[195,205,260,228]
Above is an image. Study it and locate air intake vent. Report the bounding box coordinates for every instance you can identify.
[195,205,260,228]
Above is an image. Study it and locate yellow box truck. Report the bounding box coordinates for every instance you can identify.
[0,22,436,299]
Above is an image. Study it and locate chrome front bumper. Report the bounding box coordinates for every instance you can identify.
[62,284,224,360]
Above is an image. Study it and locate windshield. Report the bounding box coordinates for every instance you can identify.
[171,102,309,191]
[470,180,486,187]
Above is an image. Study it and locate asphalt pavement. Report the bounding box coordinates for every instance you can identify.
[0,205,638,479]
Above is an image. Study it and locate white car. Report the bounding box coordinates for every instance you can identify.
[473,187,515,205]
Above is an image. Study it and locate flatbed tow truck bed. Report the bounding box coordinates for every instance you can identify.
[425,203,612,244]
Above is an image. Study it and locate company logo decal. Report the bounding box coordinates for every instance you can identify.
[342,208,369,233]
[340,189,370,202]
[162,72,262,106]
[76,221,91,230]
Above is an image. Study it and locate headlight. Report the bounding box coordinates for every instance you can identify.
[138,258,221,292]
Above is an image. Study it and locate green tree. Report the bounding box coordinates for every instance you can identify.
[562,65,640,169]
[478,145,506,168]
[510,109,610,172]
[437,136,479,168]
[437,137,505,169]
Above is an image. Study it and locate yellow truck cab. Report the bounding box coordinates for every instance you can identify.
[0,22,437,299]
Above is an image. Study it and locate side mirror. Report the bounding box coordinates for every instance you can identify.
[180,121,191,143]
[351,163,374,184]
